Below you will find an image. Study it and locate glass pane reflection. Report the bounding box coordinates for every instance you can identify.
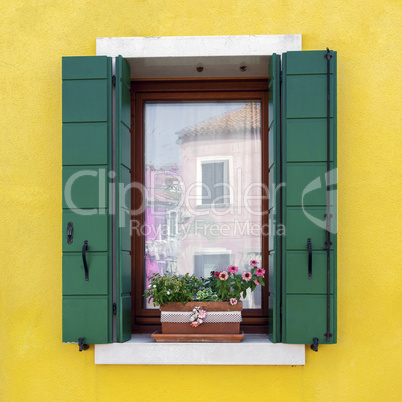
[144,101,262,308]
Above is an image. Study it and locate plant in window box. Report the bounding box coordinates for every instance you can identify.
[145,261,265,342]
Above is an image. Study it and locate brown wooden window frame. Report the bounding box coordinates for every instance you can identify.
[131,79,270,334]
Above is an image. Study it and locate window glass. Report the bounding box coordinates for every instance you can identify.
[144,101,262,308]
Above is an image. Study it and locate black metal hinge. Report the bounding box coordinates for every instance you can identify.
[78,337,89,352]
[113,303,117,315]
[112,75,116,87]
[66,222,73,244]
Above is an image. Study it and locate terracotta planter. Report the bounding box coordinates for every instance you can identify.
[160,301,242,334]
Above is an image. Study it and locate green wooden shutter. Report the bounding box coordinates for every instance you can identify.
[62,56,132,345]
[280,50,337,344]
[268,54,281,343]
[115,56,132,342]
[62,56,113,344]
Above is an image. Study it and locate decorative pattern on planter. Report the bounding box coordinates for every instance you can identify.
[159,301,243,335]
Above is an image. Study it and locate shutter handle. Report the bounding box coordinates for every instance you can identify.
[82,240,89,281]
[307,238,312,279]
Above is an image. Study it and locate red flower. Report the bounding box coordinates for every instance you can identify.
[214,271,221,278]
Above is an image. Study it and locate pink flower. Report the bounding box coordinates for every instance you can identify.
[230,298,238,305]
[250,260,259,267]
[219,271,229,281]
[228,265,239,274]
[214,271,221,278]
[242,271,252,281]
[190,321,199,328]
[255,267,265,277]
[254,279,260,286]
[198,309,207,319]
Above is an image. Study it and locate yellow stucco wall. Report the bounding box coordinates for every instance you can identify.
[1,1,401,401]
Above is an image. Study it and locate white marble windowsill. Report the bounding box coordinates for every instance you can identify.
[95,334,305,365]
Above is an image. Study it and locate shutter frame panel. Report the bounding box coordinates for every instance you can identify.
[62,56,113,345]
[267,53,281,343]
[281,50,337,345]
[62,123,109,165]
[115,55,132,342]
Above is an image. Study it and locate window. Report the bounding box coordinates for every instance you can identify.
[132,80,269,333]
[62,37,337,358]
[198,158,230,206]
[194,251,231,277]
[168,211,177,237]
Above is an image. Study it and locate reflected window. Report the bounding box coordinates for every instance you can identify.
[199,159,230,205]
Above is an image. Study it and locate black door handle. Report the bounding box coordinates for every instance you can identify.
[82,240,89,281]
[307,238,312,279]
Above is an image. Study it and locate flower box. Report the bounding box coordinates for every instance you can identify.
[146,261,264,342]
[159,301,243,335]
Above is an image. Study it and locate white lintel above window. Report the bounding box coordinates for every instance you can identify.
[96,35,302,79]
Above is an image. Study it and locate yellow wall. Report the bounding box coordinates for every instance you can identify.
[1,1,401,401]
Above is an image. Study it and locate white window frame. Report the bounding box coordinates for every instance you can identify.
[95,34,305,365]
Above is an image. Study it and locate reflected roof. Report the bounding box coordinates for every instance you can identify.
[176,102,261,138]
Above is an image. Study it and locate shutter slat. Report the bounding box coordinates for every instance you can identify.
[63,123,109,165]
[115,56,132,342]
[267,54,281,343]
